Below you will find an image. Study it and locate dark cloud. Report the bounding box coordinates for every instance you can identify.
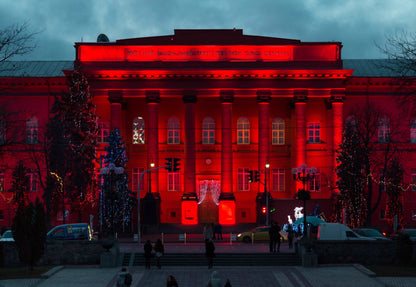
[0,0,415,60]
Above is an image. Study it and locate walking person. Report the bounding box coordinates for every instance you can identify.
[287,224,294,249]
[166,275,179,287]
[269,222,281,253]
[205,238,215,269]
[144,240,153,269]
[154,238,164,269]
[204,223,213,240]
[215,222,223,240]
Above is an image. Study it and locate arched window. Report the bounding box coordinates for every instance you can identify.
[132,117,145,144]
[0,118,5,145]
[378,116,390,143]
[168,117,180,144]
[202,117,215,144]
[411,118,416,143]
[272,118,285,145]
[26,116,38,144]
[237,117,250,145]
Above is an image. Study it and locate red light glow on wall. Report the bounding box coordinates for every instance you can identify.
[77,45,340,62]
[219,201,235,225]
[181,201,198,225]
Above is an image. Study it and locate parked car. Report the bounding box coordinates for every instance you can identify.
[237,225,288,243]
[317,223,376,240]
[390,229,416,241]
[47,223,92,241]
[0,230,14,242]
[353,228,391,241]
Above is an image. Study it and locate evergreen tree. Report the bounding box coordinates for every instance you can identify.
[12,197,46,270]
[385,158,404,224]
[336,123,367,228]
[102,128,135,236]
[10,160,30,207]
[46,69,98,221]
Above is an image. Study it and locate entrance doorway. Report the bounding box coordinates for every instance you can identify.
[198,180,220,223]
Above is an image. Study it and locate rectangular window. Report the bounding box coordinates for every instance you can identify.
[97,122,110,143]
[0,210,3,220]
[168,171,180,191]
[308,169,320,192]
[28,171,38,192]
[272,168,285,191]
[272,119,285,145]
[132,167,145,193]
[202,120,215,144]
[308,122,320,143]
[26,118,38,144]
[238,168,250,191]
[0,119,5,145]
[0,170,4,192]
[412,169,416,192]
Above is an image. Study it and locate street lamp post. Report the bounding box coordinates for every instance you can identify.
[100,163,124,238]
[292,163,316,237]
[265,163,270,226]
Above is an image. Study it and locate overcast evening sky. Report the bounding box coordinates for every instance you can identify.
[1,0,415,61]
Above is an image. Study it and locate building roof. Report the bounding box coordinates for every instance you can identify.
[0,61,73,77]
[0,59,412,78]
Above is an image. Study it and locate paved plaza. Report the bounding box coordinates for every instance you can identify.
[1,241,416,286]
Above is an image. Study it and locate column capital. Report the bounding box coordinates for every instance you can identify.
[330,89,345,103]
[108,90,123,104]
[145,90,160,103]
[256,90,271,103]
[293,90,308,103]
[182,90,197,103]
[220,90,234,103]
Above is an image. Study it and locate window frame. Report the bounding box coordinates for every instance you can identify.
[26,116,38,144]
[132,117,145,144]
[202,117,215,145]
[272,118,285,145]
[378,116,390,143]
[167,117,180,144]
[28,171,38,192]
[308,122,320,143]
[238,167,250,191]
[167,171,180,191]
[411,118,416,143]
[272,168,285,191]
[237,117,250,145]
[132,167,145,193]
[308,169,320,192]
[97,122,110,143]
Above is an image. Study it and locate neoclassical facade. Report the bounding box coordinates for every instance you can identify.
[1,29,416,231]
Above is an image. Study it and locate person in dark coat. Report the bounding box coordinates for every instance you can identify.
[144,240,153,269]
[215,222,223,240]
[166,275,179,287]
[205,238,215,269]
[224,278,232,287]
[287,224,294,249]
[269,222,281,253]
[154,238,164,269]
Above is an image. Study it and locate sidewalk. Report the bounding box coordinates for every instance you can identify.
[1,241,416,287]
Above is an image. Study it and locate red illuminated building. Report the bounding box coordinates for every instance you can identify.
[1,29,416,231]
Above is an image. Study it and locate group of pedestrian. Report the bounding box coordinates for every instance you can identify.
[166,272,232,287]
[204,222,223,240]
[268,221,282,253]
[143,238,165,269]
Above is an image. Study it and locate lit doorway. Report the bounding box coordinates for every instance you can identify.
[198,180,220,223]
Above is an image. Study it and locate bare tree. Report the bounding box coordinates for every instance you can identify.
[0,21,37,63]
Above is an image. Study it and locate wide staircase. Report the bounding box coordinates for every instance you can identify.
[119,252,301,267]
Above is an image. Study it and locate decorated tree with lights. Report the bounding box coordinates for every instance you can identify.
[384,158,404,224]
[46,69,98,222]
[336,123,367,228]
[102,128,135,236]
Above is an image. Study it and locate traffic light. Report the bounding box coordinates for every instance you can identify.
[262,206,267,214]
[172,158,181,172]
[254,170,261,182]
[247,170,254,182]
[165,158,173,172]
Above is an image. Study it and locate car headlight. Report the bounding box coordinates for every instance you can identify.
[237,233,242,237]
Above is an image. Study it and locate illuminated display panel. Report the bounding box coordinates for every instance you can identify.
[181,201,198,225]
[78,45,339,62]
[219,201,236,225]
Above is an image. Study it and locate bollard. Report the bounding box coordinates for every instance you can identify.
[184,233,187,245]
[230,233,232,245]
[162,232,164,245]
[251,232,254,245]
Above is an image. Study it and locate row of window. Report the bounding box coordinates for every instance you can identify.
[0,116,38,145]
[0,171,38,192]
